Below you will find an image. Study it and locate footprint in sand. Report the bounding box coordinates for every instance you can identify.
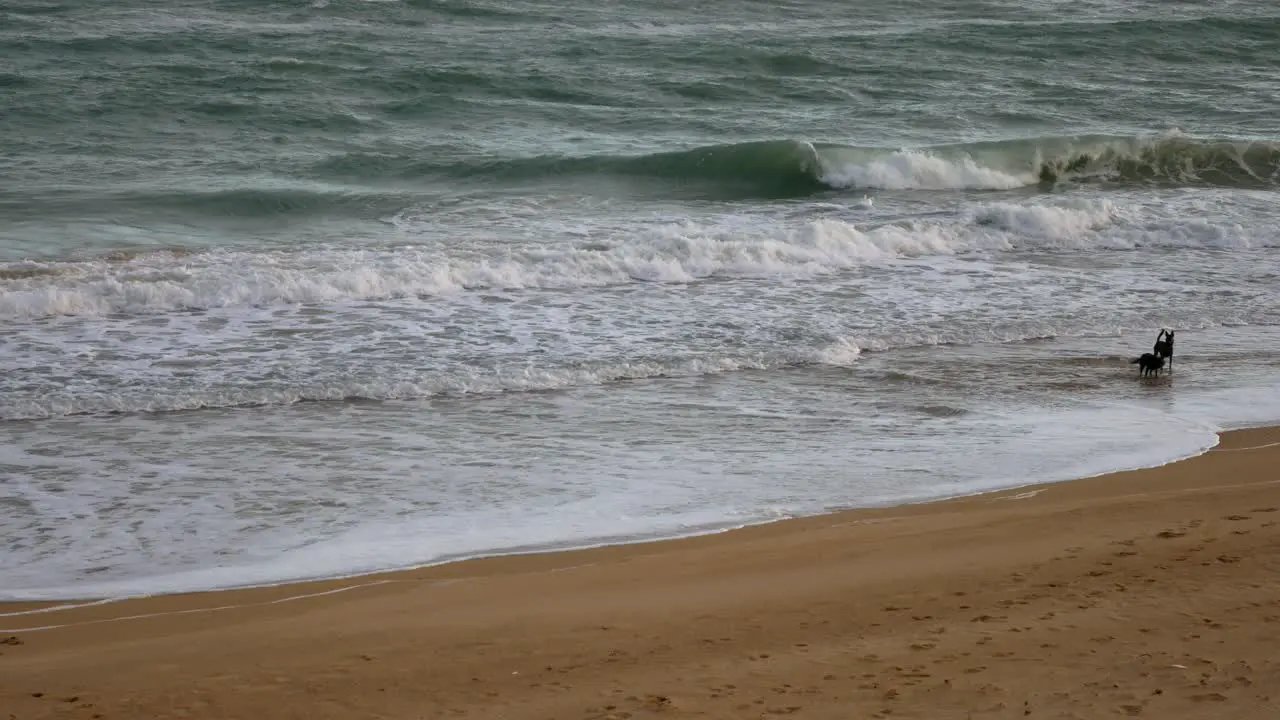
[642,695,673,711]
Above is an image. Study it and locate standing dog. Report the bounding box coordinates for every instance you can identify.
[1153,329,1175,370]
[1131,353,1165,378]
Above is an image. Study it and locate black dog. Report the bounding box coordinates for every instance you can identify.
[1131,352,1165,378]
[1153,329,1175,369]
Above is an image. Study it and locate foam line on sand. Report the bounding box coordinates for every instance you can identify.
[3,426,1279,719]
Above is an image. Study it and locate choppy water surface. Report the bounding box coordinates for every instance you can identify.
[2,0,1279,599]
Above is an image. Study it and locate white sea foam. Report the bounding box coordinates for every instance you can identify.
[8,327,1280,602]
[4,207,1280,601]
[4,191,1280,600]
[819,149,1035,190]
[3,196,1272,321]
[0,345,866,420]
[973,198,1119,242]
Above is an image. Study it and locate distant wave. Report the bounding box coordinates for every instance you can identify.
[316,140,832,199]
[11,187,422,221]
[125,187,412,218]
[313,133,1280,201]
[0,72,31,88]
[15,135,1274,220]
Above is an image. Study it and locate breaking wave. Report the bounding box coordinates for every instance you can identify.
[30,134,1276,219]
[3,196,1272,321]
[311,132,1280,200]
[1033,134,1280,188]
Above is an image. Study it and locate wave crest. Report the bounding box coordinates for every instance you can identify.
[312,133,1280,201]
[1035,135,1280,187]
[4,196,1270,321]
[0,208,1096,320]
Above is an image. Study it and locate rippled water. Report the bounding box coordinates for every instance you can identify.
[3,0,1279,599]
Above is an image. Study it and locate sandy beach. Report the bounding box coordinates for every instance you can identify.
[4,426,1280,719]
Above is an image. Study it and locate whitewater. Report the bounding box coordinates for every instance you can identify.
[3,0,1280,600]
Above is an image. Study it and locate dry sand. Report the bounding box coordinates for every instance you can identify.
[4,427,1280,720]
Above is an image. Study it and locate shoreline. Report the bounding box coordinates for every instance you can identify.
[3,426,1279,718]
[0,424,1267,623]
[2,416,1235,608]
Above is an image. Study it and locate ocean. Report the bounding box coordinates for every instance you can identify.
[2,0,1279,601]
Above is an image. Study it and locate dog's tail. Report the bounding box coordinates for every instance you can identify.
[1130,357,1141,364]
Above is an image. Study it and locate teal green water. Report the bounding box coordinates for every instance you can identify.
[4,0,1280,599]
[3,0,1278,244]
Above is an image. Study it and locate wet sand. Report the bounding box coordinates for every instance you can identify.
[4,427,1280,719]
